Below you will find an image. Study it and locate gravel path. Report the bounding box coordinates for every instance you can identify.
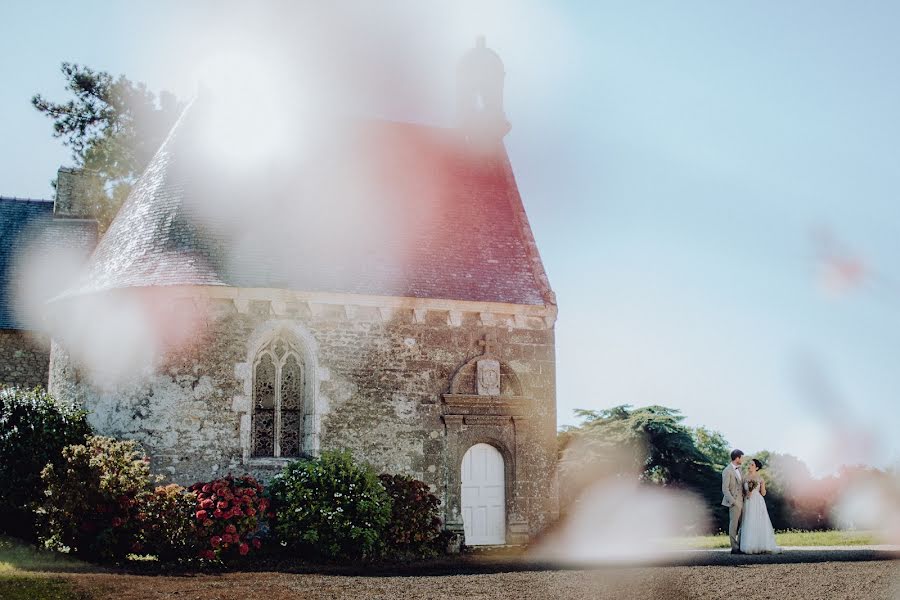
[62,548,899,600]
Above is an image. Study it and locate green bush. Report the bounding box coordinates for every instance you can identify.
[39,436,152,561]
[0,387,91,539]
[378,473,444,558]
[134,484,201,563]
[269,451,391,560]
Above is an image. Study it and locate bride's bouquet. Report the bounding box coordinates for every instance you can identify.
[746,479,759,493]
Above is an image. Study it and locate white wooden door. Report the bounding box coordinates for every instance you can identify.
[461,443,506,545]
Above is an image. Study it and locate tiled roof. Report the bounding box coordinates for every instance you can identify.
[72,98,554,306]
[0,197,98,330]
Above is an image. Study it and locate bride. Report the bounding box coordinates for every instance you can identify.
[739,458,783,554]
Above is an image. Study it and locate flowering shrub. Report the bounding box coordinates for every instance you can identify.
[269,451,391,560]
[0,386,91,539]
[39,436,151,561]
[188,475,267,562]
[378,474,444,558]
[135,484,201,562]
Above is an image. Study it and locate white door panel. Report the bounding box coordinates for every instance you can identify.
[461,443,506,545]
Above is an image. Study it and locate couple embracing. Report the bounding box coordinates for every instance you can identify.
[722,449,782,555]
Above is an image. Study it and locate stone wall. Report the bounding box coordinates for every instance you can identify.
[0,329,49,388]
[49,288,558,540]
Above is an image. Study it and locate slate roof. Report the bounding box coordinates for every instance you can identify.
[0,197,98,330]
[72,98,554,306]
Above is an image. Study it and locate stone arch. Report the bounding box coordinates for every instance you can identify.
[448,357,524,397]
[235,320,324,462]
[443,419,520,544]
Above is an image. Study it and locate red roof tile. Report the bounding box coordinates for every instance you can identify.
[73,98,554,307]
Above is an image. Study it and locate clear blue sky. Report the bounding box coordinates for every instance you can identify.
[2,1,898,474]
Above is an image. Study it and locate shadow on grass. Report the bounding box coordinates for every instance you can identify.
[2,536,897,581]
[0,575,91,600]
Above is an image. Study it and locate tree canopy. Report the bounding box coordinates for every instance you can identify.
[559,405,724,518]
[32,62,182,231]
[691,426,731,471]
[558,406,869,532]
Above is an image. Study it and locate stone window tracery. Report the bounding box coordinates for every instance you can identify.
[252,336,305,458]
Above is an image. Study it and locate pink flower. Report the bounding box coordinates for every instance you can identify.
[232,507,243,517]
[217,501,229,510]
[226,524,237,535]
[210,536,222,548]
[200,498,214,509]
[246,508,256,517]
[238,543,249,556]
[202,484,212,493]
[213,509,224,518]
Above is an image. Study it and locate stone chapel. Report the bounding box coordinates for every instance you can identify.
[45,40,559,545]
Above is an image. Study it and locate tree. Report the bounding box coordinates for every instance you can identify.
[752,450,834,530]
[32,63,182,231]
[692,427,731,471]
[559,405,723,524]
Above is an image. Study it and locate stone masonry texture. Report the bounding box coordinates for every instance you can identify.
[0,330,50,389]
[49,290,558,541]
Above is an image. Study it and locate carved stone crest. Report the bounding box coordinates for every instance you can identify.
[476,359,501,396]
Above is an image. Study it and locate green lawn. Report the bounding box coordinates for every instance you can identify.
[0,536,91,600]
[681,530,879,549]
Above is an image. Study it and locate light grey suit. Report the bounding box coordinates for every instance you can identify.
[721,464,744,551]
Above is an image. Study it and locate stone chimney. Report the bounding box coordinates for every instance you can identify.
[54,167,102,219]
[457,36,511,144]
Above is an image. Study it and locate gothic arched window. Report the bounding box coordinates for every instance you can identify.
[252,336,305,458]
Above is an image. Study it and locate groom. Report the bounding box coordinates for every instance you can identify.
[721,449,745,554]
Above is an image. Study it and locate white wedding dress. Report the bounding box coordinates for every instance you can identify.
[739,480,782,554]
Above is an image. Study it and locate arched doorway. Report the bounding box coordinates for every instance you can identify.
[461,443,506,545]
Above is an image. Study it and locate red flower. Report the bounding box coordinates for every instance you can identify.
[202,484,212,493]
[226,524,237,535]
[246,508,256,517]
[200,498,214,509]
[196,510,208,521]
[217,501,229,510]
[232,507,243,517]
[223,534,233,544]
[252,538,262,550]
[201,550,216,560]
[210,535,222,548]
[239,543,249,556]
[213,509,224,518]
